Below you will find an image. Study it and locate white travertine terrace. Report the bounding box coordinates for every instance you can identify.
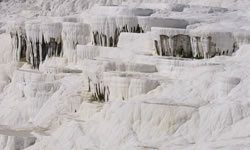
[151,27,249,58]
[8,21,90,68]
[88,15,189,46]
[8,21,26,62]
[103,72,160,100]
[25,21,63,68]
[62,22,90,63]
[1,1,250,150]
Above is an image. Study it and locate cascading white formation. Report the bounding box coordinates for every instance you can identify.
[8,21,27,62]
[62,22,90,63]
[8,20,91,68]
[233,32,250,48]
[25,21,40,68]
[87,5,189,47]
[87,6,150,47]
[85,71,159,102]
[3,1,250,150]
[26,22,63,69]
[152,27,241,58]
[90,15,141,47]
[89,15,189,47]
[103,72,160,100]
[77,44,159,102]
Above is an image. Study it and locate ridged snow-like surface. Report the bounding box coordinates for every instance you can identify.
[1,0,250,150]
[103,72,160,100]
[62,22,90,63]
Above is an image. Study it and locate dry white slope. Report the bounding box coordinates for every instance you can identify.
[0,0,250,150]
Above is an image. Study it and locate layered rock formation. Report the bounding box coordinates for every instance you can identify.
[1,1,250,150]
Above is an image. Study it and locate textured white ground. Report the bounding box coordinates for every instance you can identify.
[0,0,250,150]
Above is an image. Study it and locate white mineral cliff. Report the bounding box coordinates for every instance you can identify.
[0,0,250,150]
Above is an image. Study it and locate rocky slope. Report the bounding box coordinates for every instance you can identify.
[0,0,250,150]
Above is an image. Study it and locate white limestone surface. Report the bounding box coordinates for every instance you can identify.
[0,0,250,150]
